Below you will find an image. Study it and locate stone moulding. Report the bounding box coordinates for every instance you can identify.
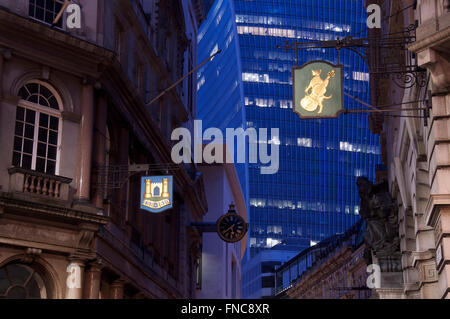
[0,195,108,225]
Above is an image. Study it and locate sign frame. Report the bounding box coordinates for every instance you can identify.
[292,60,344,119]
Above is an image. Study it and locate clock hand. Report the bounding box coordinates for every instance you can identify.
[224,225,235,234]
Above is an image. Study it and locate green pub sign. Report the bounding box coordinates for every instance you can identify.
[293,61,343,119]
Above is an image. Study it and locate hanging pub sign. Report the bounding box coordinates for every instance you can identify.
[140,176,173,213]
[293,61,344,119]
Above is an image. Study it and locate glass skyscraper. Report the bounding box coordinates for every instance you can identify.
[198,0,381,297]
[197,0,249,203]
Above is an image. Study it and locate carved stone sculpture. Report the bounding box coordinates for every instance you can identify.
[357,177,400,270]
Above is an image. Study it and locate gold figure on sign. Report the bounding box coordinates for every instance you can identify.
[300,69,335,114]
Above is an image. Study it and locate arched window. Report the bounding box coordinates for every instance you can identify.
[12,81,62,175]
[0,263,48,299]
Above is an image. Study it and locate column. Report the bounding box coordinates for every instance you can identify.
[65,259,85,299]
[110,279,125,299]
[83,262,102,299]
[92,92,107,209]
[76,83,94,201]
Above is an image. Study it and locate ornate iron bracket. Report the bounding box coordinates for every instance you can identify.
[91,163,180,190]
[277,24,427,90]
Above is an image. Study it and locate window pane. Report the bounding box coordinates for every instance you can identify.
[22,155,32,169]
[13,137,22,152]
[16,107,25,121]
[26,83,38,94]
[44,10,53,24]
[35,6,44,20]
[25,109,36,124]
[55,1,62,12]
[37,142,46,157]
[23,139,33,154]
[40,85,53,99]
[25,124,35,139]
[39,96,49,107]
[29,94,39,104]
[49,117,59,130]
[28,3,35,17]
[47,145,57,160]
[25,275,41,298]
[7,265,29,285]
[48,131,58,145]
[48,96,59,109]
[38,128,47,142]
[36,157,46,173]
[14,122,24,136]
[7,286,27,298]
[18,87,29,100]
[12,152,21,167]
[46,160,56,175]
[45,0,54,11]
[36,0,45,9]
[39,113,49,128]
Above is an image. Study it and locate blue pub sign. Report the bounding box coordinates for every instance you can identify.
[140,176,173,213]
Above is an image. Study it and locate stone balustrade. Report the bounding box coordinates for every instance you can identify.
[8,167,72,201]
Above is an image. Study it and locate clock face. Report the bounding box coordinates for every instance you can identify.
[216,213,248,243]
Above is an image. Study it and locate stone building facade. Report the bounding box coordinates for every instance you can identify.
[0,0,208,299]
[275,221,371,299]
[197,161,248,299]
[368,0,450,299]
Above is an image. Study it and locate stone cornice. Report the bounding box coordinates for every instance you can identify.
[0,193,109,225]
[425,194,450,227]
[408,26,450,53]
[0,7,115,78]
[411,249,435,268]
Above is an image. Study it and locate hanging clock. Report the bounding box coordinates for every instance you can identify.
[216,203,248,243]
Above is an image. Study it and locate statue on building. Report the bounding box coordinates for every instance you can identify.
[356,177,400,268]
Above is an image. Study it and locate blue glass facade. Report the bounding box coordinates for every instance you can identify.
[198,0,381,297]
[197,0,249,203]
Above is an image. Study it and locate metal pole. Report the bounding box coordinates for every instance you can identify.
[343,92,377,109]
[52,0,70,26]
[345,107,428,113]
[146,50,222,107]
